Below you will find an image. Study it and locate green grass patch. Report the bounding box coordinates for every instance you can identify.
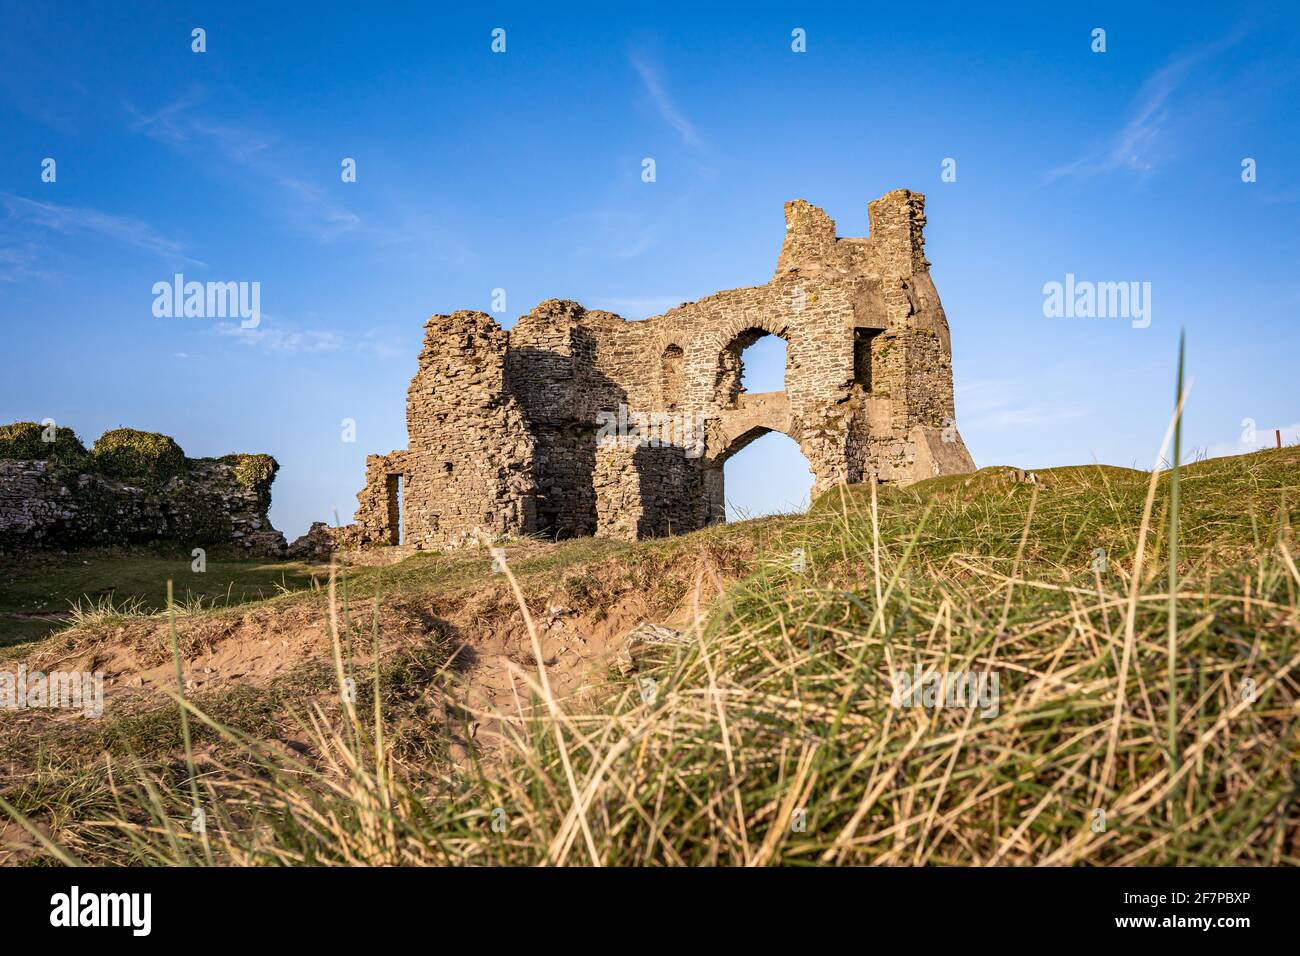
[0,548,321,649]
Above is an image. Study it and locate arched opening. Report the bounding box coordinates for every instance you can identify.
[716,328,787,407]
[720,428,812,522]
[660,344,684,410]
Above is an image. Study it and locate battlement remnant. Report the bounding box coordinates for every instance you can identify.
[337,190,975,548]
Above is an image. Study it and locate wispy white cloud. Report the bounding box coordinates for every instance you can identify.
[0,240,53,283]
[631,54,703,149]
[568,206,660,260]
[957,378,1089,430]
[190,118,277,164]
[216,319,342,353]
[569,202,691,261]
[131,93,480,257]
[612,233,656,259]
[0,192,204,266]
[215,318,417,358]
[127,91,206,146]
[128,91,276,163]
[277,176,362,240]
[127,92,361,241]
[1044,36,1243,182]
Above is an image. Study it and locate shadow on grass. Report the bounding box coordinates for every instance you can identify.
[0,546,323,650]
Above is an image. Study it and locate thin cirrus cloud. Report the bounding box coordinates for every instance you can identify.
[0,240,53,283]
[630,54,703,150]
[215,318,414,358]
[568,206,663,260]
[128,93,480,262]
[216,319,342,354]
[0,192,204,267]
[569,188,712,262]
[957,379,1089,431]
[1043,35,1245,182]
[127,93,362,242]
[127,91,277,166]
[276,176,362,240]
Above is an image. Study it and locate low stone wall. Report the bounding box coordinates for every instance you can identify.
[0,424,286,555]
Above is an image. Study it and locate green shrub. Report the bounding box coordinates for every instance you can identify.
[229,453,278,491]
[92,428,186,484]
[0,421,90,468]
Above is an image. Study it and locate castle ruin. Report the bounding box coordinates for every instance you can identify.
[337,189,975,549]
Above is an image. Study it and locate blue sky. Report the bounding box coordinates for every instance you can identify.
[2,1,1297,539]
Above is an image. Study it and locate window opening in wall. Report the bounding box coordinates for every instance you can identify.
[661,344,684,410]
[854,328,883,391]
[738,333,787,394]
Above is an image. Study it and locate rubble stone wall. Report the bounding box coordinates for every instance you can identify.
[0,430,286,555]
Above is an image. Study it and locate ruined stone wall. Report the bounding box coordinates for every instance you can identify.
[0,426,285,555]
[506,301,623,538]
[592,441,705,541]
[343,312,538,551]
[335,189,975,550]
[333,451,410,548]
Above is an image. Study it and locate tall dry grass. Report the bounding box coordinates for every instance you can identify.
[4,451,1296,866]
[3,350,1298,865]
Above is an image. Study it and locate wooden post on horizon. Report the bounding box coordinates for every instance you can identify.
[1277,429,1283,449]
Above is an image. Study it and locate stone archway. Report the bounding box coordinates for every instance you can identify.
[701,415,813,524]
[717,426,813,520]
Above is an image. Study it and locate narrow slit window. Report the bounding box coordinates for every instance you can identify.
[854,328,883,391]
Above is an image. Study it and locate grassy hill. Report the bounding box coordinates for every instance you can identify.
[2,447,1297,866]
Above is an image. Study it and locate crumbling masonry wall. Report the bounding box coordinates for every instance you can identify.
[340,189,975,548]
[0,424,286,555]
